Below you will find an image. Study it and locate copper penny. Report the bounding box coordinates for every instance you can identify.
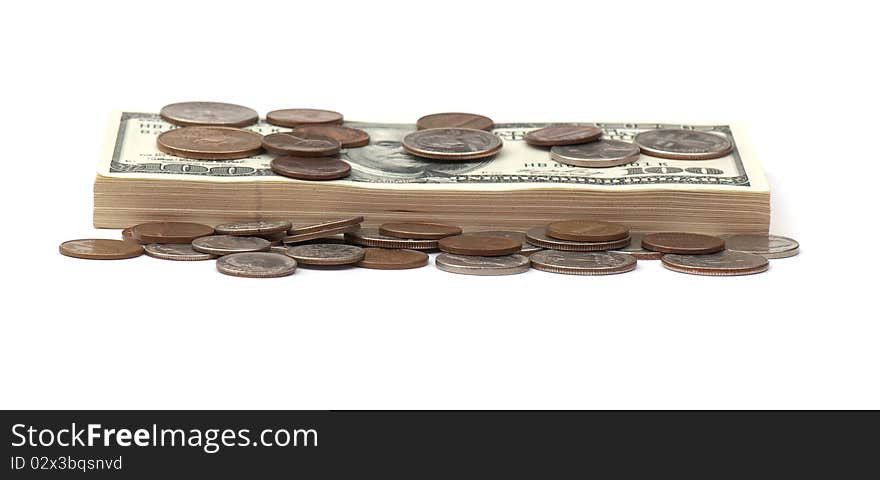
[524,124,603,147]
[379,222,462,240]
[661,251,769,276]
[525,227,631,252]
[416,112,494,131]
[266,108,343,127]
[356,248,429,270]
[191,235,271,255]
[344,228,438,250]
[157,126,263,160]
[262,132,341,157]
[438,234,521,256]
[289,217,364,235]
[609,233,664,260]
[59,239,144,260]
[470,231,543,256]
[214,220,293,236]
[216,252,297,278]
[130,222,215,244]
[292,125,370,148]
[641,232,725,254]
[159,101,259,128]
[270,156,351,181]
[545,219,629,242]
[402,128,503,160]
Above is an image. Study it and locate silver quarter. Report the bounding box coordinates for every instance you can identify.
[609,233,664,260]
[718,234,799,259]
[216,252,297,278]
[470,230,542,255]
[525,226,630,251]
[550,139,641,167]
[634,129,732,160]
[159,101,258,127]
[344,228,439,250]
[435,253,530,276]
[283,224,360,244]
[284,244,366,266]
[191,235,271,255]
[530,250,637,275]
[661,251,769,276]
[143,243,217,261]
[214,220,293,236]
[288,216,365,235]
[402,128,503,160]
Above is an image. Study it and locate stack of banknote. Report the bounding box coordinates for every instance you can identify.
[93,112,769,234]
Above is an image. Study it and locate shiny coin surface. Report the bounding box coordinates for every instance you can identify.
[292,125,370,148]
[524,124,602,146]
[719,234,800,259]
[283,224,360,244]
[159,101,259,127]
[214,220,292,236]
[289,216,364,235]
[530,250,637,276]
[191,235,271,255]
[470,231,543,255]
[546,219,629,242]
[262,132,341,157]
[634,129,732,160]
[641,232,725,254]
[416,112,494,131]
[143,243,217,261]
[609,233,664,260]
[435,253,530,276]
[216,252,297,278]
[525,227,631,251]
[356,248,429,270]
[402,128,503,160]
[266,108,343,127]
[344,228,438,250]
[284,244,365,266]
[130,222,214,244]
[551,139,641,168]
[157,127,263,160]
[270,156,351,180]
[379,222,462,240]
[662,251,769,276]
[438,234,521,256]
[59,239,144,260]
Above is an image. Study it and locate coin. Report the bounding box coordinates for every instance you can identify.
[283,224,361,244]
[416,112,494,131]
[121,227,146,244]
[530,250,637,275]
[641,232,725,254]
[191,235,271,255]
[266,108,343,127]
[435,253,530,276]
[284,244,365,266]
[216,252,297,278]
[143,243,217,261]
[608,233,664,260]
[402,128,503,160]
[378,222,462,240]
[261,132,341,157]
[545,219,629,242]
[438,234,521,256]
[525,226,631,251]
[159,101,259,127]
[550,139,641,168]
[634,129,732,160]
[270,156,351,180]
[524,124,602,146]
[214,220,293,236]
[157,127,263,160]
[356,248,429,270]
[292,125,370,148]
[661,251,769,276]
[719,234,800,259]
[344,228,439,250]
[469,231,543,255]
[130,222,215,244]
[289,216,364,235]
[59,239,144,260]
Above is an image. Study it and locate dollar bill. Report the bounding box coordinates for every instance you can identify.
[99,112,767,192]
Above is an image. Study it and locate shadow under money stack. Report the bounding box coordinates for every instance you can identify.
[94,104,770,234]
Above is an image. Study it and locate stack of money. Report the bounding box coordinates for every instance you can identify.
[94,111,769,234]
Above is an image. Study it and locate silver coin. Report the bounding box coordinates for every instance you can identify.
[214,220,293,236]
[608,233,664,260]
[402,128,503,160]
[143,243,217,261]
[530,250,637,275]
[288,216,364,235]
[525,226,631,251]
[270,245,291,255]
[718,234,799,259]
[283,225,360,244]
[216,252,297,278]
[435,253,530,276]
[470,230,542,255]
[634,129,732,160]
[550,139,641,167]
[191,235,271,255]
[284,244,366,266]
[344,228,438,250]
[159,101,259,127]
[661,251,769,276]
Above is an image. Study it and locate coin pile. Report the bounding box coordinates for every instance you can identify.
[60,216,799,278]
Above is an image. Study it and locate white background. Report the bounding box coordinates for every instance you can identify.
[1,1,877,409]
